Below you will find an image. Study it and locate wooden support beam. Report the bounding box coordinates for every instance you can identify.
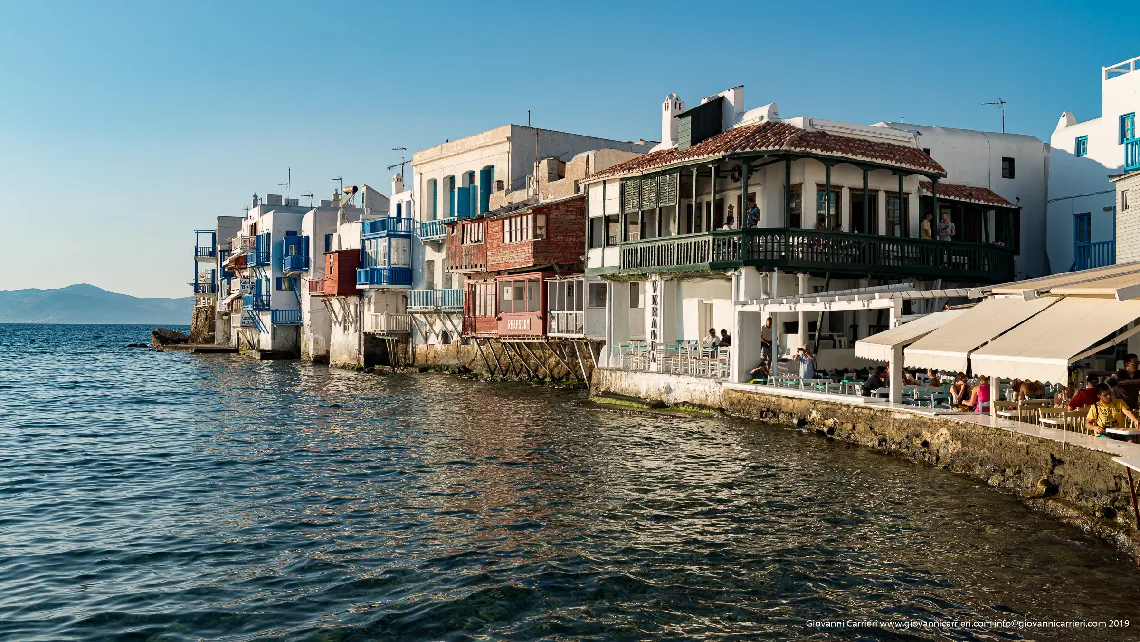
[506,341,536,378]
[519,341,552,379]
[543,340,576,380]
[784,157,792,228]
[571,340,589,381]
[473,338,495,376]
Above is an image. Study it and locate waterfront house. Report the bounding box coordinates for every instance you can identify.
[1049,54,1140,272]
[1116,170,1140,262]
[357,175,414,366]
[408,125,654,365]
[190,215,242,344]
[582,86,1025,383]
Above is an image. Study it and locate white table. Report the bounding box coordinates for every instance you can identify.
[1105,428,1140,442]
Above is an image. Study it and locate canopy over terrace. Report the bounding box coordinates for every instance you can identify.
[975,261,1140,299]
[854,309,966,362]
[904,297,1058,373]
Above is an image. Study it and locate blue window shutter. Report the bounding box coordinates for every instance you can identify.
[396,202,402,218]
[274,240,284,269]
[456,186,471,219]
[432,180,438,219]
[479,168,493,214]
[324,234,332,253]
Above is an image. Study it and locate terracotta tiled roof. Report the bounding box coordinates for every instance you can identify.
[919,181,1016,208]
[585,121,946,181]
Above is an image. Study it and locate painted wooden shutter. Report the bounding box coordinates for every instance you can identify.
[479,168,493,214]
[456,186,471,219]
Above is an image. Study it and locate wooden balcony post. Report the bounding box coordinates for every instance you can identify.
[824,163,832,229]
[709,163,718,232]
[655,175,663,238]
[862,169,869,234]
[741,159,750,228]
[784,158,791,228]
[692,165,699,233]
[931,178,940,232]
[898,173,906,238]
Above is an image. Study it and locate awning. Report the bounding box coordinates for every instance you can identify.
[221,291,241,306]
[971,298,1140,383]
[985,262,1140,298]
[854,309,966,361]
[904,296,1059,372]
[1049,272,1140,301]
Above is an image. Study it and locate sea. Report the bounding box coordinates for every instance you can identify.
[2,323,1139,641]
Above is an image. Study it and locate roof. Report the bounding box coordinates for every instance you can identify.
[904,297,1058,373]
[919,181,1016,208]
[584,121,946,182]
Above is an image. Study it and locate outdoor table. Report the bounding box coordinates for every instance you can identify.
[1106,428,1140,443]
[872,387,890,399]
[843,381,864,395]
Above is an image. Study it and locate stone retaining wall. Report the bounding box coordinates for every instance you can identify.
[591,368,1140,560]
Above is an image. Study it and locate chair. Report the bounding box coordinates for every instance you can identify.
[1065,409,1090,434]
[991,400,1018,418]
[1036,407,1068,429]
[930,392,951,409]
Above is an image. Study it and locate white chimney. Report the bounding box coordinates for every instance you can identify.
[661,92,684,149]
[391,173,404,196]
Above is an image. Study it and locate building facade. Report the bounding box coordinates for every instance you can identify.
[1050,54,1140,272]
[1115,170,1140,263]
[190,215,241,344]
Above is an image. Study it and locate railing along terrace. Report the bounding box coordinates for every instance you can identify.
[618,229,1015,282]
[242,294,270,310]
[548,310,585,336]
[1125,138,1140,171]
[271,309,302,325]
[366,312,412,334]
[238,235,258,251]
[362,217,416,237]
[192,282,218,295]
[419,218,455,241]
[1075,240,1116,271]
[194,246,216,259]
[408,288,464,310]
[356,267,414,287]
[307,279,326,295]
[282,254,310,273]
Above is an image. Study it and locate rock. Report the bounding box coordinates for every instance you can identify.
[126,343,149,348]
[151,328,189,347]
[1037,477,1059,497]
[1094,505,1117,519]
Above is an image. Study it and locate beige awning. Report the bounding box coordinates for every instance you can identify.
[986,262,1140,298]
[904,296,1059,373]
[854,309,966,362]
[1049,273,1140,300]
[971,298,1140,383]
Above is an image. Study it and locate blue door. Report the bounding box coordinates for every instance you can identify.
[479,167,493,214]
[456,186,471,219]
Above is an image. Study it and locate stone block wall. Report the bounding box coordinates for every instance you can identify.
[1117,173,1140,264]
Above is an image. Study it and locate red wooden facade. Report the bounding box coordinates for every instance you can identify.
[320,250,360,296]
[463,271,552,338]
[446,219,488,273]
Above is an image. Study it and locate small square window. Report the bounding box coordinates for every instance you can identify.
[1001,157,1016,179]
[1075,136,1088,157]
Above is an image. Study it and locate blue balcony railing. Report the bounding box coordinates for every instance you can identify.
[243,294,270,310]
[362,217,415,237]
[1125,138,1140,171]
[192,282,217,295]
[282,254,310,273]
[1074,240,1116,271]
[194,246,215,259]
[249,250,271,267]
[356,266,413,288]
[419,217,455,241]
[408,288,464,311]
[271,309,302,325]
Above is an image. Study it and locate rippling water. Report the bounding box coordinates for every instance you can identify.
[2,324,1139,640]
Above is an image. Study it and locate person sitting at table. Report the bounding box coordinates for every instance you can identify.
[794,345,816,381]
[949,373,969,405]
[862,366,886,397]
[926,368,940,385]
[749,361,769,381]
[702,328,720,347]
[1054,383,1075,408]
[959,375,990,412]
[1068,375,1099,410]
[719,329,732,347]
[902,369,920,386]
[1086,383,1140,439]
[1010,378,1046,401]
[1108,353,1140,409]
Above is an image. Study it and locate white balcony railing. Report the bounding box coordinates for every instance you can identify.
[548,310,585,337]
[366,312,412,334]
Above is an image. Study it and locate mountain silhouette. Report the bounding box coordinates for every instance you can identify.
[0,284,194,324]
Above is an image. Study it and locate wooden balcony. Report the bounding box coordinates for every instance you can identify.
[548,310,585,337]
[408,288,464,311]
[365,312,411,334]
[603,229,1015,283]
[1074,240,1116,271]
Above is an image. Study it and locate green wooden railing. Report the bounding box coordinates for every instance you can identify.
[616,229,1015,282]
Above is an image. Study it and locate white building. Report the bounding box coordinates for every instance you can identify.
[357,175,414,366]
[876,123,1049,279]
[190,215,242,344]
[1049,54,1140,273]
[1114,170,1140,263]
[408,124,655,362]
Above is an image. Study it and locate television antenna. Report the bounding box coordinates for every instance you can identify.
[387,147,410,184]
[278,167,292,199]
[332,176,343,193]
[983,98,1007,133]
[301,193,314,207]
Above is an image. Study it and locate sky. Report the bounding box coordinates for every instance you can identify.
[0,0,1135,298]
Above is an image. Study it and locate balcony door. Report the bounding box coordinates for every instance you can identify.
[849,192,878,234]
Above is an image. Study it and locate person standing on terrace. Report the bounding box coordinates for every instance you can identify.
[795,345,816,381]
[937,212,956,242]
[921,212,933,239]
[746,198,761,228]
[1108,354,1140,409]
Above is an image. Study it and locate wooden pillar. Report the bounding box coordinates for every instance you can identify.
[741,159,750,228]
[692,165,699,233]
[784,158,792,228]
[898,173,906,238]
[709,163,718,231]
[931,178,940,235]
[824,163,832,229]
[655,175,663,238]
[862,169,869,234]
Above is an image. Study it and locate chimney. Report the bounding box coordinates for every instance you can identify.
[391,173,404,196]
[661,92,684,149]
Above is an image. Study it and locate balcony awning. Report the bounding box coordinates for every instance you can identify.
[904,296,1059,373]
[970,298,1140,383]
[220,291,241,306]
[854,309,966,362]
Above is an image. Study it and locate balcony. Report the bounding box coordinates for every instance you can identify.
[419,217,455,242]
[600,229,1016,283]
[308,278,326,295]
[1125,138,1140,172]
[192,282,218,295]
[362,217,415,238]
[365,312,412,334]
[271,309,301,325]
[548,310,585,337]
[282,254,310,274]
[242,294,270,310]
[238,235,258,251]
[1074,240,1116,271]
[408,288,464,311]
[356,267,413,288]
[194,246,215,260]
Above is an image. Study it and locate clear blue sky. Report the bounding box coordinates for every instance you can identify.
[0,0,1134,297]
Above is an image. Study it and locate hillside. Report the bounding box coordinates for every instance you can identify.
[0,284,194,324]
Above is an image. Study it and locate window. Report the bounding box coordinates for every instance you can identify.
[886,193,909,238]
[589,217,604,249]
[461,221,484,244]
[1124,190,1131,211]
[588,282,607,308]
[788,186,802,228]
[275,277,290,291]
[816,187,841,230]
[1122,113,1137,143]
[534,213,547,239]
[996,209,1021,253]
[1075,136,1089,157]
[324,234,332,253]
[474,282,496,317]
[922,148,931,156]
[1074,212,1092,244]
[1001,157,1016,179]
[426,178,437,220]
[629,282,643,309]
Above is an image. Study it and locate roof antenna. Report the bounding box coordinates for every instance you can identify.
[278,167,292,199]
[528,109,531,127]
[983,98,1007,133]
[301,193,314,207]
[387,147,410,184]
[332,176,343,193]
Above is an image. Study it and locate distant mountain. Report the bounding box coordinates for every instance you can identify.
[0,284,194,324]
